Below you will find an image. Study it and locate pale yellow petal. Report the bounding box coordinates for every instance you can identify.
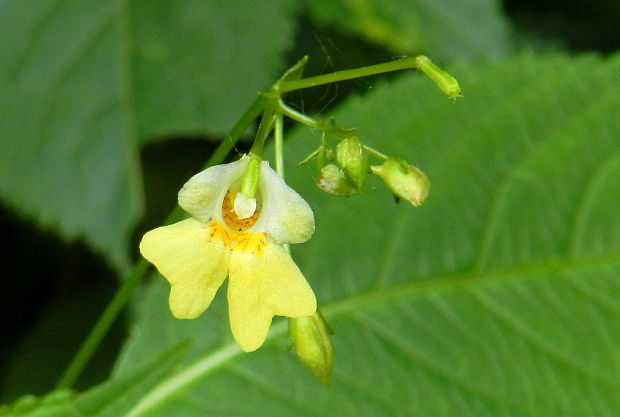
[139,218,230,319]
[255,161,314,244]
[227,240,317,351]
[178,157,248,222]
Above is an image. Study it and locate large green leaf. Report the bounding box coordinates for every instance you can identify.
[0,0,296,268]
[115,53,620,415]
[304,0,511,59]
[0,0,142,269]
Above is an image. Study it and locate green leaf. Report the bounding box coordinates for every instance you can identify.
[131,0,298,140]
[0,391,80,417]
[74,342,189,417]
[115,53,620,415]
[0,0,296,268]
[304,0,511,59]
[0,343,188,417]
[0,0,142,269]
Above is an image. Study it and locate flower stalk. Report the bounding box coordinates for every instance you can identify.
[278,55,457,94]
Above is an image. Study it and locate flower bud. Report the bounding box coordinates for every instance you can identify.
[416,55,461,99]
[316,164,360,197]
[371,157,430,206]
[289,313,333,386]
[336,135,367,189]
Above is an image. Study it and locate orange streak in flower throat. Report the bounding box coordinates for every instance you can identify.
[221,191,260,232]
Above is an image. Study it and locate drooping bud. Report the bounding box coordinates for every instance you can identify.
[371,157,430,206]
[289,312,333,386]
[416,55,461,99]
[316,164,359,197]
[336,135,368,189]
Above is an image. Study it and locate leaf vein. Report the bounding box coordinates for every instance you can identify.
[470,65,609,272]
[124,244,620,416]
[227,364,331,417]
[5,0,61,82]
[470,287,620,386]
[567,149,620,257]
[352,311,558,416]
[371,207,410,290]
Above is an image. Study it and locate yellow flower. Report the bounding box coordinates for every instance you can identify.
[139,156,317,352]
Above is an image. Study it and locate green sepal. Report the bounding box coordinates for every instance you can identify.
[316,164,360,197]
[336,136,368,189]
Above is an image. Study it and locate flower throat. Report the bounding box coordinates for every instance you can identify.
[222,190,260,232]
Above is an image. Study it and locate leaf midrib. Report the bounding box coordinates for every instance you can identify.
[122,248,620,417]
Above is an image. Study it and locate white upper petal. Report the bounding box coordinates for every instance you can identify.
[177,157,314,244]
[178,157,248,222]
[255,161,314,244]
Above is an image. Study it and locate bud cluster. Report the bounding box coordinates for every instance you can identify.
[315,135,367,197]
[303,134,430,206]
[280,55,461,385]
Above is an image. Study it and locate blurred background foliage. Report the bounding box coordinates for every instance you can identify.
[1,0,620,414]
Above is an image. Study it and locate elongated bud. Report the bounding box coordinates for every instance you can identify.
[316,164,360,197]
[371,157,430,206]
[336,135,367,189]
[289,313,333,385]
[416,55,461,99]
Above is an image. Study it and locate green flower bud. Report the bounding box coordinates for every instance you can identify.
[316,163,360,197]
[371,157,430,206]
[289,312,333,386]
[416,55,461,99]
[336,135,368,189]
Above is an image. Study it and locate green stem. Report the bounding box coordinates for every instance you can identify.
[55,96,267,390]
[363,145,389,160]
[273,112,288,257]
[274,113,285,178]
[56,260,148,389]
[277,100,352,140]
[211,97,267,164]
[249,105,276,157]
[279,56,421,93]
[277,101,318,129]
